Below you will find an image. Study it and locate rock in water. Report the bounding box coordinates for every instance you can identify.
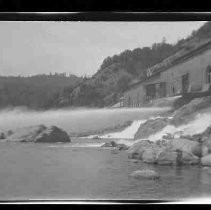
[180,151,199,165]
[127,140,153,159]
[128,140,165,161]
[134,118,169,140]
[101,141,117,148]
[130,169,160,180]
[201,154,211,166]
[157,150,178,165]
[142,147,164,164]
[92,135,100,140]
[169,138,202,157]
[117,144,129,151]
[6,125,47,142]
[35,126,71,143]
[5,125,71,143]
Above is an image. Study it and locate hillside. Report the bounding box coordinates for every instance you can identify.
[0,73,83,109]
[57,21,211,108]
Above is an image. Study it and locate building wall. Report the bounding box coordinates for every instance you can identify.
[123,47,211,107]
[164,47,211,96]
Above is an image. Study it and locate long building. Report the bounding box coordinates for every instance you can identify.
[122,38,211,107]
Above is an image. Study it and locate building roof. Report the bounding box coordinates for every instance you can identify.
[124,38,211,93]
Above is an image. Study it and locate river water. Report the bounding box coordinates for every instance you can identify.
[0,107,211,201]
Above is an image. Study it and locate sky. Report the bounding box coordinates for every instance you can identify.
[0,21,207,77]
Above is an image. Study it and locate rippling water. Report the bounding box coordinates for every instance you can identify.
[0,141,211,201]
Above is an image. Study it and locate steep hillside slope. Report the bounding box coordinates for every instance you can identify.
[58,21,211,107]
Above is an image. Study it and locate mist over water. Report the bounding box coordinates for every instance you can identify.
[0,107,169,133]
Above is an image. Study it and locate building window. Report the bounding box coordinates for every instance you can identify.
[206,65,211,84]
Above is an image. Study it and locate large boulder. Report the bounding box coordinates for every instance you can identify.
[201,154,211,166]
[128,140,154,159]
[6,125,47,142]
[130,169,160,180]
[34,126,71,143]
[168,138,203,157]
[5,125,71,143]
[128,138,200,165]
[142,147,164,164]
[180,151,199,165]
[117,144,129,151]
[157,150,178,165]
[199,127,211,154]
[134,118,170,140]
[101,141,117,148]
[128,140,165,161]
[92,135,101,140]
[157,149,199,165]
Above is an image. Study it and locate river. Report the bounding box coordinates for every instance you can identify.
[0,107,211,201]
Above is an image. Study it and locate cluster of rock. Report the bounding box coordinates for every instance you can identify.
[1,125,71,143]
[128,133,211,167]
[128,139,199,165]
[101,141,129,151]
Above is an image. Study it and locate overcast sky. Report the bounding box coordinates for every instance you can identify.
[0,21,206,77]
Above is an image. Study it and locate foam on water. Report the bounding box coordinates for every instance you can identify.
[147,111,211,142]
[100,120,146,139]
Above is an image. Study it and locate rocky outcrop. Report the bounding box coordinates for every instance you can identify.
[171,96,211,126]
[128,139,200,165]
[130,169,160,180]
[117,144,129,151]
[92,135,101,140]
[101,141,129,150]
[142,147,164,164]
[157,149,199,165]
[134,118,170,140]
[128,140,155,159]
[180,151,199,165]
[201,154,211,166]
[168,138,202,157]
[34,126,71,143]
[101,141,117,147]
[5,125,71,143]
[6,125,47,142]
[157,150,178,165]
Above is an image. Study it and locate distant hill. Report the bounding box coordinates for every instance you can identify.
[0,73,83,109]
[56,21,211,108]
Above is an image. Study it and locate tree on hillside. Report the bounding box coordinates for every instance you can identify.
[116,74,132,92]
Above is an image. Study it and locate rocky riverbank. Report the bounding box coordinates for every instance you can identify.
[101,95,211,168]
